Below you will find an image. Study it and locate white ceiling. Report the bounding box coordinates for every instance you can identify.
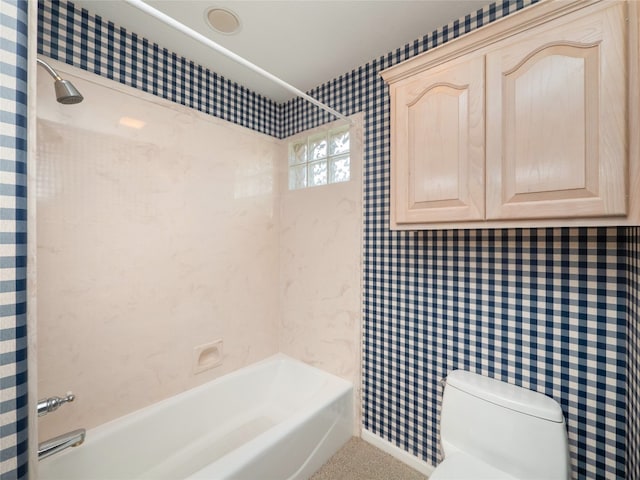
[72,0,485,102]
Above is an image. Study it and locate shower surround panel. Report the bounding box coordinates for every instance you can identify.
[278,117,363,431]
[34,0,364,455]
[35,64,283,441]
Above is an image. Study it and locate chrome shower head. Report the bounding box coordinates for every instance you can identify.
[37,58,84,105]
[54,79,84,104]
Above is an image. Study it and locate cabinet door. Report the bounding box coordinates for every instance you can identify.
[391,56,484,226]
[485,2,627,220]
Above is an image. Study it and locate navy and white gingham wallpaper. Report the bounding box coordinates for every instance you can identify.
[31,1,640,479]
[360,228,627,479]
[37,0,280,138]
[280,1,635,478]
[0,0,29,479]
[629,227,640,480]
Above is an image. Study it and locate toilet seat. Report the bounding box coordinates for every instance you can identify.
[430,452,518,480]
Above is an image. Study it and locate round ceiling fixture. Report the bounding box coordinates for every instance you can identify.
[205,7,241,35]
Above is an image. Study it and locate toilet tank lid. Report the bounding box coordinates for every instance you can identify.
[446,370,565,423]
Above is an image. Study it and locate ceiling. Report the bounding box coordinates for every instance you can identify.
[72,0,485,103]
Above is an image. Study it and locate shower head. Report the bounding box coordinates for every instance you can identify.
[37,58,84,104]
[54,79,84,105]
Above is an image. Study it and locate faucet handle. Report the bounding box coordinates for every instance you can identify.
[59,392,75,405]
[37,392,76,417]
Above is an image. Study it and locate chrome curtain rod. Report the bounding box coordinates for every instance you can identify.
[124,0,353,125]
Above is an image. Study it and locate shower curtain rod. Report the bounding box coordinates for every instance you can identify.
[124,0,353,125]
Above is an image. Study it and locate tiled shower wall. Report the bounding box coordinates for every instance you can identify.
[0,0,630,479]
[0,0,29,478]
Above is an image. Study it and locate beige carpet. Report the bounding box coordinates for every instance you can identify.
[310,437,428,480]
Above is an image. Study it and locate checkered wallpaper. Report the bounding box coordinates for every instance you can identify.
[0,0,29,479]
[280,1,633,478]
[38,0,280,138]
[629,227,640,480]
[361,228,627,479]
[29,1,640,479]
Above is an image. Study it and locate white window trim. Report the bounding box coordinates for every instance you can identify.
[285,114,363,192]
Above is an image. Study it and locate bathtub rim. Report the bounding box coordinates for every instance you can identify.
[38,352,353,478]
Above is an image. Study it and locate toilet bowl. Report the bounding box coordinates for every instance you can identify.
[431,370,570,480]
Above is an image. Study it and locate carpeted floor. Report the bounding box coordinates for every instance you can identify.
[310,437,428,480]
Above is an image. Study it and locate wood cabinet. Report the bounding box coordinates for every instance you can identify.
[381,0,639,230]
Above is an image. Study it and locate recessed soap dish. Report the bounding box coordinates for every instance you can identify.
[193,340,223,374]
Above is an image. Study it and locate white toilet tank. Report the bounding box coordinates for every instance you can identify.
[439,370,570,480]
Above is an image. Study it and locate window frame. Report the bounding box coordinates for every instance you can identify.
[287,122,352,190]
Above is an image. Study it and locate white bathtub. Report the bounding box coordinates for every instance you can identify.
[38,354,353,480]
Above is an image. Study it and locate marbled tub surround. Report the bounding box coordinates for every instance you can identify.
[35,58,364,442]
[0,0,631,479]
[35,64,283,440]
[279,117,363,430]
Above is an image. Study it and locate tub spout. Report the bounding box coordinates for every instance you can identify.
[38,429,86,461]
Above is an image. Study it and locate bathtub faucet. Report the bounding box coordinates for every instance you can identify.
[38,429,86,461]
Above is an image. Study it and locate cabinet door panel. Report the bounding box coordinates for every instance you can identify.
[486,3,627,220]
[410,84,468,204]
[511,50,589,195]
[392,56,484,225]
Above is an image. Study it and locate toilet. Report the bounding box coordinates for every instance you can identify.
[431,370,570,480]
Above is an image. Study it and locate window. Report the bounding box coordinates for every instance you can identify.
[288,125,350,190]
